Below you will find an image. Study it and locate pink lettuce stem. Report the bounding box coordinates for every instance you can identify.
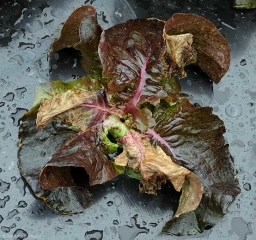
[82,103,124,118]
[125,55,151,114]
[146,128,177,159]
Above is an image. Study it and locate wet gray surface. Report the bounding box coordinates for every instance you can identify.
[0,0,255,239]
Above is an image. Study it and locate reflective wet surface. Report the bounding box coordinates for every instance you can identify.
[0,0,255,239]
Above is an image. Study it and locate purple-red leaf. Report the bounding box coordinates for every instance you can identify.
[50,5,102,77]
[152,98,240,234]
[39,130,119,189]
[164,13,230,83]
[98,18,181,107]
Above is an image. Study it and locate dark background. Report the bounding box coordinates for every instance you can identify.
[0,0,255,239]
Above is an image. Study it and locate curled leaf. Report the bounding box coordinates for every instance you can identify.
[36,88,121,131]
[99,18,181,106]
[152,98,241,234]
[114,130,194,194]
[164,13,230,83]
[51,5,102,77]
[40,130,119,189]
[18,116,91,214]
[162,33,197,78]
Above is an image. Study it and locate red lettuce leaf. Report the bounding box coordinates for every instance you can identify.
[39,130,119,189]
[51,5,102,78]
[18,116,92,214]
[164,13,230,83]
[98,18,181,107]
[151,98,241,234]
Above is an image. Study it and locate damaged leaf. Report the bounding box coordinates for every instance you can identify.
[114,129,203,224]
[164,13,230,83]
[25,76,101,117]
[152,98,241,234]
[162,33,197,78]
[18,116,92,214]
[51,5,103,77]
[40,130,119,189]
[99,18,181,107]
[18,5,240,236]
[36,88,122,131]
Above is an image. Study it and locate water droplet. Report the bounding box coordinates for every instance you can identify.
[231,140,245,147]
[107,201,113,206]
[54,53,59,60]
[52,64,57,69]
[84,230,103,240]
[214,87,231,104]
[113,220,119,225]
[0,178,10,193]
[245,90,256,100]
[0,215,3,223]
[209,104,216,112]
[111,182,116,189]
[18,42,35,50]
[0,195,10,208]
[0,102,5,107]
[17,201,27,208]
[11,176,17,182]
[225,104,241,117]
[240,59,247,66]
[26,50,36,60]
[65,219,74,225]
[16,177,26,196]
[239,72,246,79]
[3,92,15,101]
[229,217,252,240]
[10,108,28,126]
[13,229,28,240]
[149,222,158,227]
[1,226,10,233]
[51,8,64,18]
[118,216,149,240]
[7,209,19,219]
[2,132,11,140]
[114,196,122,207]
[25,23,35,33]
[10,55,24,65]
[243,183,251,191]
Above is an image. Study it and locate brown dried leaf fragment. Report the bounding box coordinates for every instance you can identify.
[164,13,230,83]
[162,33,197,78]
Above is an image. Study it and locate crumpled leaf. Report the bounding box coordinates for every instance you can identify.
[152,98,241,234]
[36,88,120,131]
[18,115,92,214]
[51,5,102,77]
[24,76,101,117]
[114,128,203,223]
[98,18,181,107]
[162,33,197,78]
[164,13,230,83]
[39,130,119,189]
